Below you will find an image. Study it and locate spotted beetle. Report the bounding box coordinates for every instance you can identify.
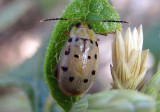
[41,18,129,96]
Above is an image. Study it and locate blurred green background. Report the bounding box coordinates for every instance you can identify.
[0,0,160,112]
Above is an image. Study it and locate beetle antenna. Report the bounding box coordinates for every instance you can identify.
[40,18,81,23]
[87,20,130,24]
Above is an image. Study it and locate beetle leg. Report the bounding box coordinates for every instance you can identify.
[54,64,59,79]
[64,32,70,36]
[96,33,108,36]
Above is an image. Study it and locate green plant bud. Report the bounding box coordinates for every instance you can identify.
[141,72,160,111]
[70,90,155,112]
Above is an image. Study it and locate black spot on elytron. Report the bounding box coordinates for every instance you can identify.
[95,54,97,59]
[61,66,68,72]
[69,77,74,82]
[68,38,72,42]
[95,42,98,47]
[84,79,88,83]
[75,38,79,41]
[65,51,70,55]
[82,38,88,42]
[88,56,91,59]
[74,54,79,58]
[90,40,93,44]
[76,23,81,27]
[92,70,96,75]
[88,24,92,29]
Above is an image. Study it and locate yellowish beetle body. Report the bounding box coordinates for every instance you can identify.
[56,22,99,96]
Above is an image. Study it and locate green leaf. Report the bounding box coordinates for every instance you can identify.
[70,90,156,112]
[44,0,121,111]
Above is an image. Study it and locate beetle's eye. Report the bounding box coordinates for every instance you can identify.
[76,23,81,27]
[88,24,91,29]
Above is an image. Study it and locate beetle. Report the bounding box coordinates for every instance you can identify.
[41,18,129,96]
[56,22,99,96]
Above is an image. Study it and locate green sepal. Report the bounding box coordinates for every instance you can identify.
[70,90,156,112]
[141,72,160,111]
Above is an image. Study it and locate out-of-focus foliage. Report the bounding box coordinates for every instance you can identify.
[0,87,31,112]
[39,0,58,13]
[44,95,63,112]
[0,0,32,33]
[144,24,160,71]
[0,38,49,112]
[0,0,67,112]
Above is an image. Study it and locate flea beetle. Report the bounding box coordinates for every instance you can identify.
[41,18,129,96]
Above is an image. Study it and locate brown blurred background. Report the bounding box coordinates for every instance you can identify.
[0,0,160,112]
